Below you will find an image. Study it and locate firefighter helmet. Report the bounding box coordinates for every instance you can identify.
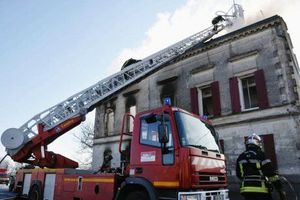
[245,133,262,148]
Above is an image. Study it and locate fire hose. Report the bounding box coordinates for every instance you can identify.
[277,176,298,200]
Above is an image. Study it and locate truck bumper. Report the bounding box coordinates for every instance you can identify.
[178,189,229,200]
[0,179,9,185]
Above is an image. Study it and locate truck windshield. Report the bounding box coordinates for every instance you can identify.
[175,111,220,153]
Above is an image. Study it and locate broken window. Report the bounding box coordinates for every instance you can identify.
[160,82,176,106]
[125,95,136,133]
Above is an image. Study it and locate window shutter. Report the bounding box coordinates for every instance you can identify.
[261,134,278,170]
[190,87,199,115]
[219,139,225,154]
[255,69,269,109]
[211,81,221,116]
[229,77,241,113]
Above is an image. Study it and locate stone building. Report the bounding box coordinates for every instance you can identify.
[92,15,300,189]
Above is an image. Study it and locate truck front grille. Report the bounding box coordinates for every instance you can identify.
[192,172,227,187]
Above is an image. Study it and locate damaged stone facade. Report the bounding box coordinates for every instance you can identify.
[92,15,300,180]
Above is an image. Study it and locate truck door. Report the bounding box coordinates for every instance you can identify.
[130,113,179,188]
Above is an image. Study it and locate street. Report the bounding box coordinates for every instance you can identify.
[0,184,15,200]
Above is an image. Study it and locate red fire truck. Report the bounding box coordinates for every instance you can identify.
[13,106,228,200]
[1,4,244,199]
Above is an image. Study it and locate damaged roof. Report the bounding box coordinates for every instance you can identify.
[174,15,285,62]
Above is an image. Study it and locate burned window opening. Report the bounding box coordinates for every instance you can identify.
[125,95,137,133]
[160,83,177,106]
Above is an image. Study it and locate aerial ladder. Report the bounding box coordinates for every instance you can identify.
[1,4,244,169]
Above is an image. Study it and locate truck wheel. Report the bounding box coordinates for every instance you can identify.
[125,191,149,200]
[28,185,42,200]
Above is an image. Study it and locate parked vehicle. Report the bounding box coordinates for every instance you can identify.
[0,168,9,185]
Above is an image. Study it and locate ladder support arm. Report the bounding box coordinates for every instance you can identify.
[11,115,84,168]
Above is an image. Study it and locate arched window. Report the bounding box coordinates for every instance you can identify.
[125,95,136,133]
[105,108,114,136]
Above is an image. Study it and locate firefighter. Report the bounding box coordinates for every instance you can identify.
[236,133,286,200]
[212,15,224,31]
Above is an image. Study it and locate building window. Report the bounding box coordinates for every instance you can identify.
[160,83,176,106]
[107,111,114,134]
[238,75,258,111]
[198,86,214,117]
[190,81,221,117]
[129,105,136,132]
[105,108,114,136]
[125,95,137,133]
[229,69,269,113]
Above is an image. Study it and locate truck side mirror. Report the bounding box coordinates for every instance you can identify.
[158,124,169,144]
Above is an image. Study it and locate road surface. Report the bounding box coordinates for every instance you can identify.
[0,184,15,200]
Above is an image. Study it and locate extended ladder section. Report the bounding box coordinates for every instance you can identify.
[1,4,244,157]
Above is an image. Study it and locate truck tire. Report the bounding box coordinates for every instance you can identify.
[28,184,42,200]
[125,191,149,200]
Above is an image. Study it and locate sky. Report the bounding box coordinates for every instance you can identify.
[0,0,299,169]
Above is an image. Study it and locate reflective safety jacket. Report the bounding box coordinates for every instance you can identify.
[236,146,281,194]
